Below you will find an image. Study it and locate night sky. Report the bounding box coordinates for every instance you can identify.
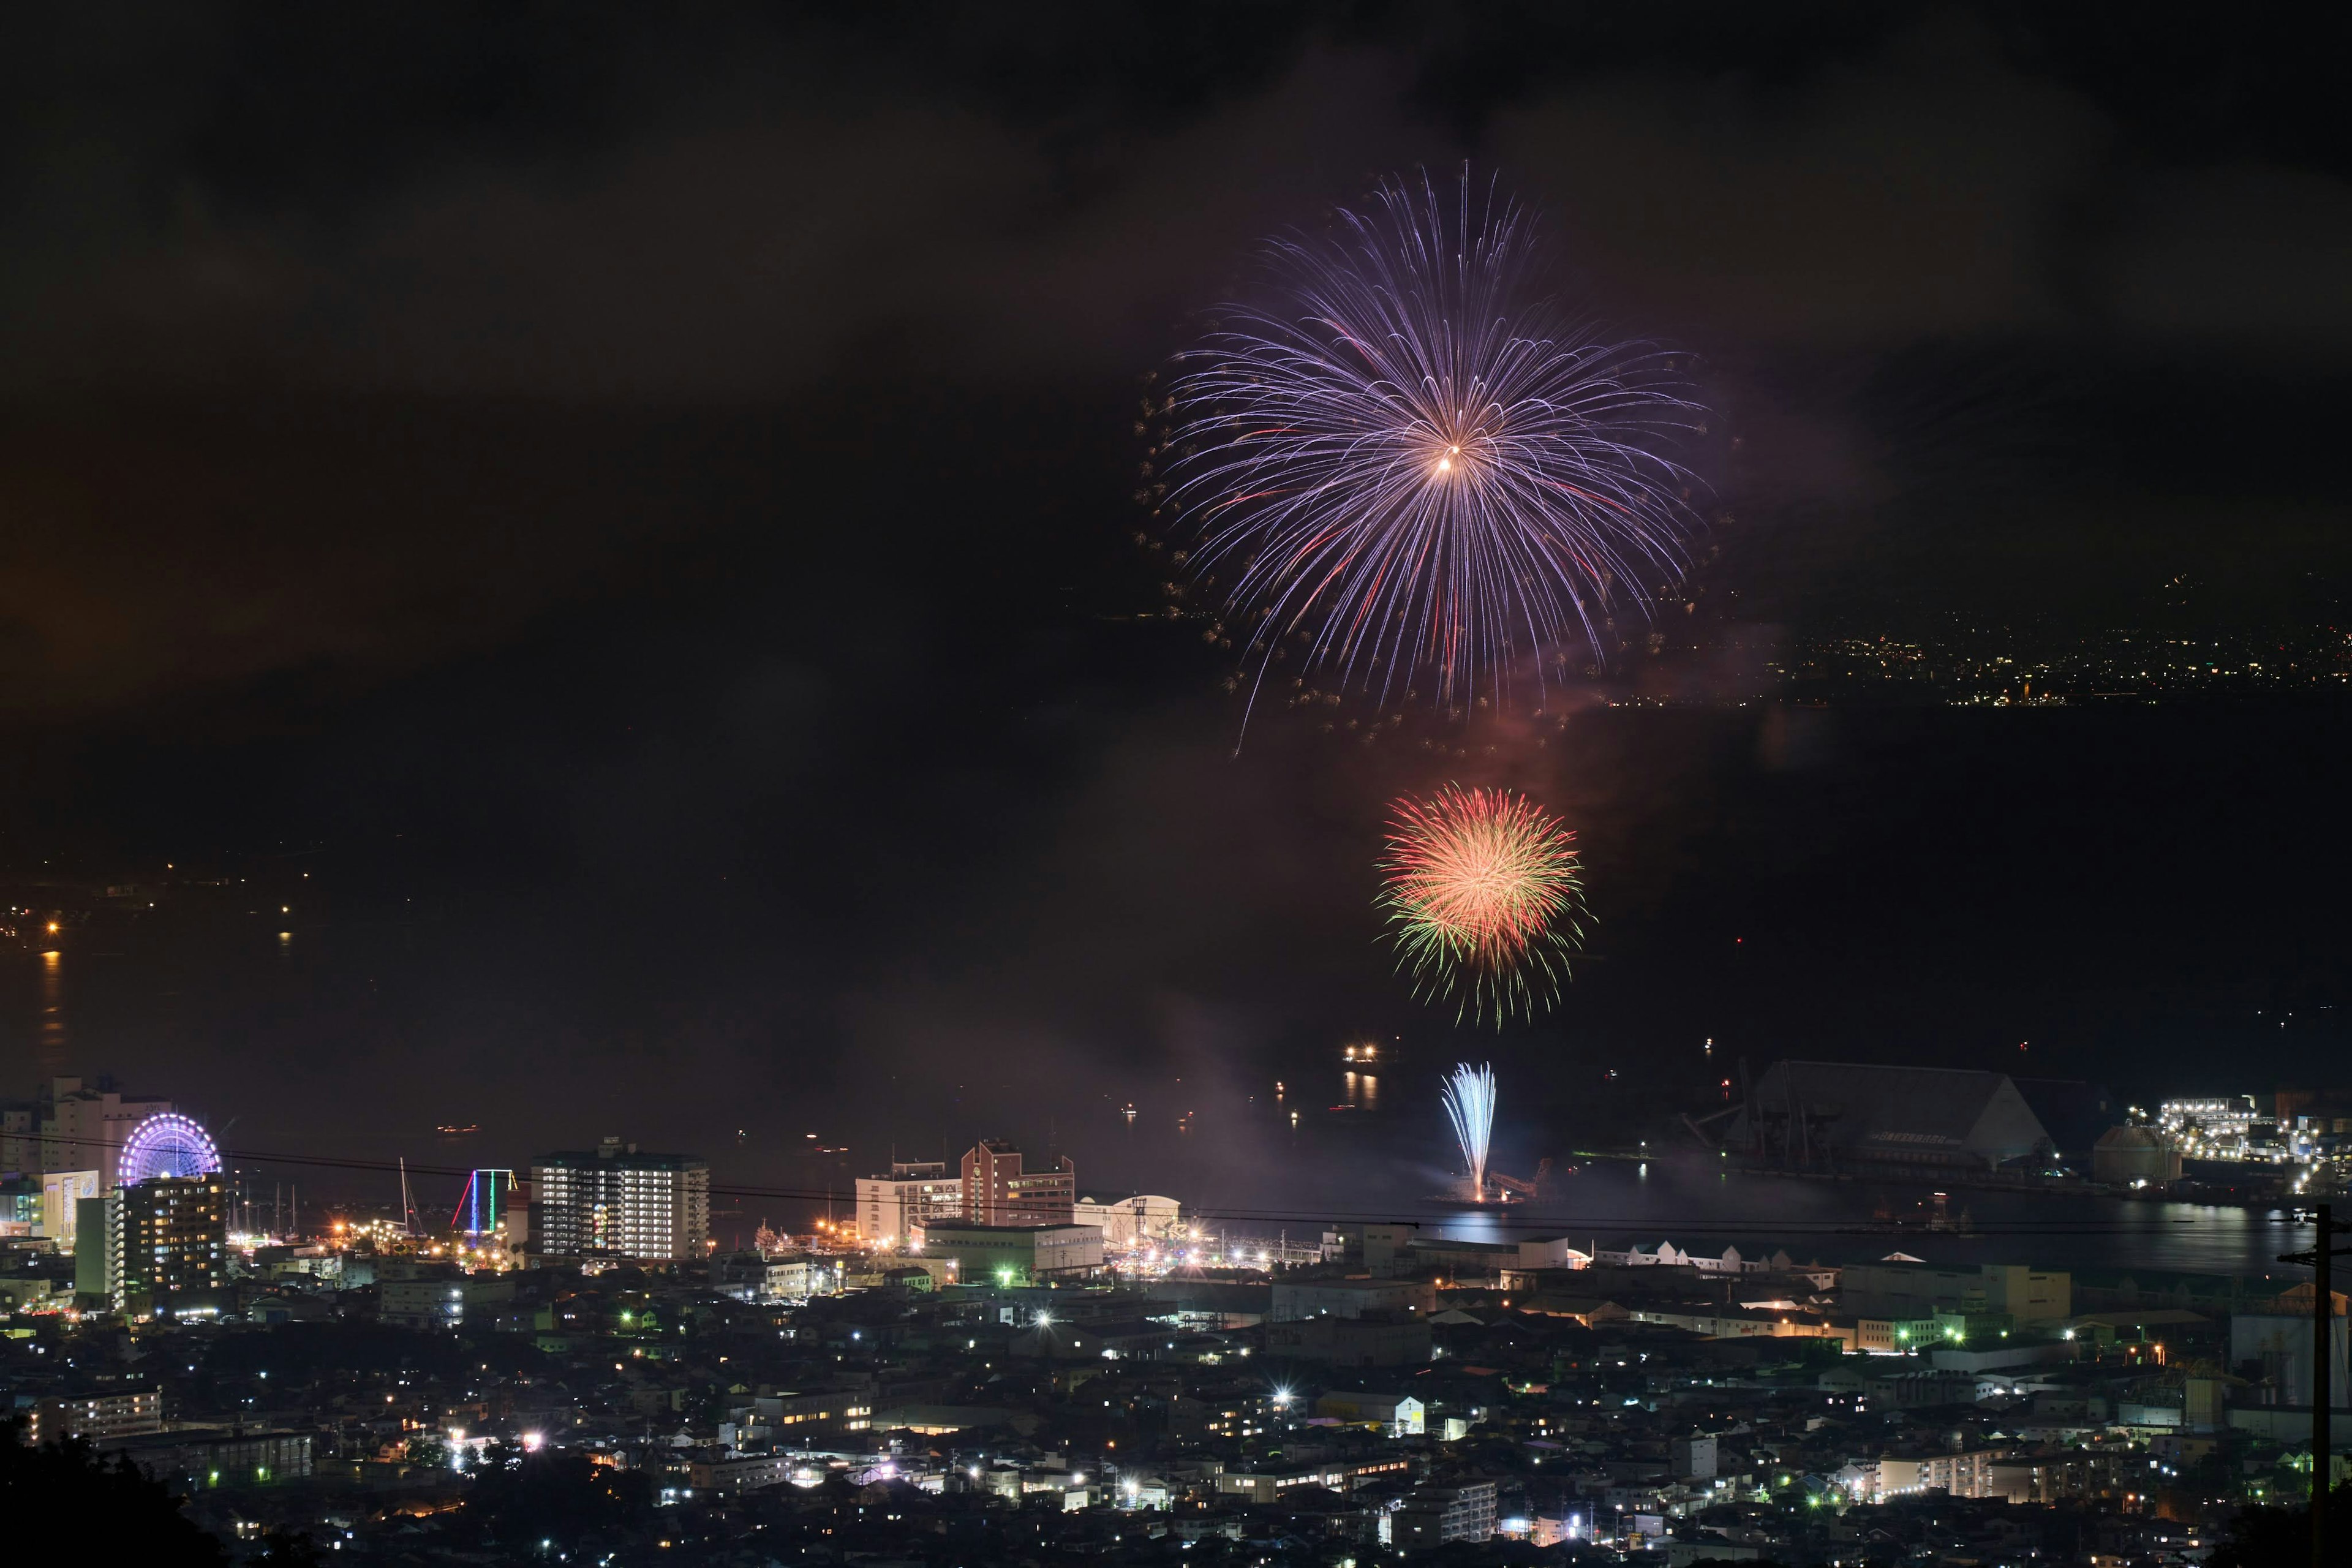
[4,7,2350,1215]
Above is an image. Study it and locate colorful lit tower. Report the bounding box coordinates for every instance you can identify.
[452,1169,515,1237]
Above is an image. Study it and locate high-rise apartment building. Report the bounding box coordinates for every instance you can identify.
[111,1173,227,1312]
[960,1140,1074,1227]
[531,1138,710,1263]
[854,1160,965,1245]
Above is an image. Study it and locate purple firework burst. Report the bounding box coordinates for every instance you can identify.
[1163,170,1708,726]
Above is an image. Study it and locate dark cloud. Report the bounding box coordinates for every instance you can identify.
[0,24,1413,399]
[1497,14,2111,345]
[4,8,2348,417]
[2095,164,2352,351]
[9,9,2347,404]
[0,398,734,721]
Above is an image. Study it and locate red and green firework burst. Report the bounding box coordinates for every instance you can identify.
[1378,785,1586,1025]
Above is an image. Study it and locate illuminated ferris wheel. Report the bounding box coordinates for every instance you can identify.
[118,1112,222,1185]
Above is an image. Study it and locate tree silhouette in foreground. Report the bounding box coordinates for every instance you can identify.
[1,1422,225,1566]
[2211,1480,2352,1567]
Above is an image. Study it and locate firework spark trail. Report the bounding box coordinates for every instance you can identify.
[1163,168,1707,735]
[1442,1062,1498,1202]
[1379,784,1586,1025]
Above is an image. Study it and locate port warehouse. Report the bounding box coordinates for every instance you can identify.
[1723,1060,2125,1177]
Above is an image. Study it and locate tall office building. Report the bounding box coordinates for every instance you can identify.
[111,1174,228,1313]
[0,1175,37,1236]
[854,1160,965,1245]
[37,1078,172,1191]
[960,1140,1074,1227]
[0,1102,34,1173]
[74,1194,113,1302]
[531,1138,709,1263]
[42,1170,101,1249]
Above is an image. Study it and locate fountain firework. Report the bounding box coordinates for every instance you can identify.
[1441,1061,1498,1202]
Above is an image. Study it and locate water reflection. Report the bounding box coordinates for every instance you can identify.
[1510,1159,2313,1278]
[36,951,66,1079]
[1200,1137,2315,1280]
[1342,1071,1379,1111]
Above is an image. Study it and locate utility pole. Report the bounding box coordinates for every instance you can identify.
[2280,1201,2352,1568]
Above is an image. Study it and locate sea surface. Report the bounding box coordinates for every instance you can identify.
[1076,1070,2320,1284]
